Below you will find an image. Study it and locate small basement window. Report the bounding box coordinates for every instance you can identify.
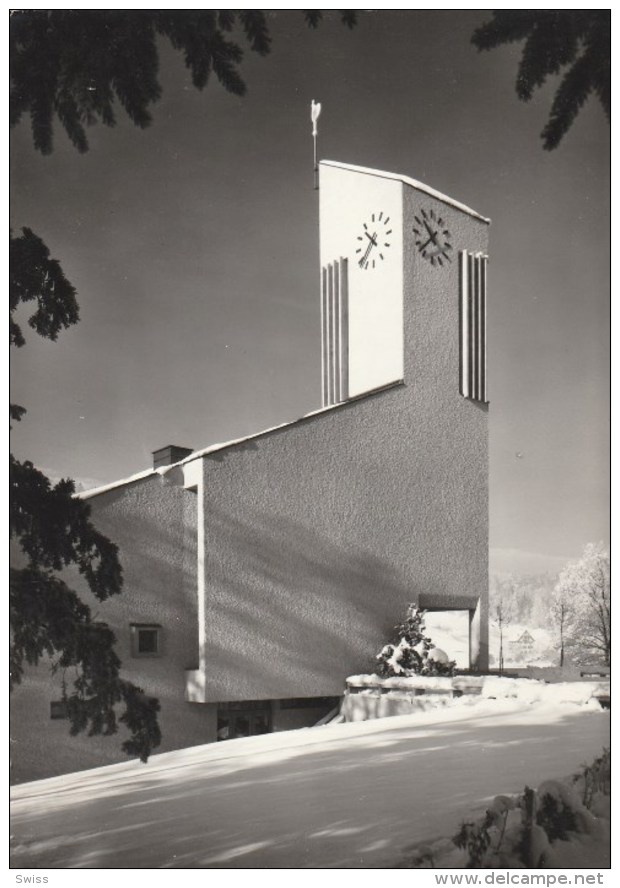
[50,700,68,719]
[130,623,162,657]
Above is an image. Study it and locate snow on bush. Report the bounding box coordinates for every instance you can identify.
[376,604,456,677]
[402,749,610,869]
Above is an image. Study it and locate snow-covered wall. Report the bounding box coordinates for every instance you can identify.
[195,170,489,701]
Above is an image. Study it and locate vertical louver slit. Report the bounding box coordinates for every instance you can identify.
[459,250,488,403]
[321,258,349,407]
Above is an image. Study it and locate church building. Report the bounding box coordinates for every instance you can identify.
[10,160,490,782]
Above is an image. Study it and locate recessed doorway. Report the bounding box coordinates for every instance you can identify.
[217,700,271,741]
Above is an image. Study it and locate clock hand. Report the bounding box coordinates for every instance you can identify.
[359,232,378,266]
[359,243,372,266]
[423,220,439,246]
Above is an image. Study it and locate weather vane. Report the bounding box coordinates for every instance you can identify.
[311,99,322,190]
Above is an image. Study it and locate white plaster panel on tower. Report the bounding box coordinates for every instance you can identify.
[320,163,404,399]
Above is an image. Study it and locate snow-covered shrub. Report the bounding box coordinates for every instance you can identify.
[573,747,610,809]
[535,781,579,843]
[453,813,495,866]
[376,604,456,677]
[406,749,611,868]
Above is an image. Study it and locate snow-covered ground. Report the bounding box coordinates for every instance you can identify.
[11,694,609,869]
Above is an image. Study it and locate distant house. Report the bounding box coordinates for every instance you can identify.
[11,161,491,783]
[510,630,536,659]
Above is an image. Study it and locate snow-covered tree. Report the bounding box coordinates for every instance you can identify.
[549,582,577,668]
[377,604,456,677]
[553,543,610,666]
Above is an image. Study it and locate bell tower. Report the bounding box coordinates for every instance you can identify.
[319,160,489,410]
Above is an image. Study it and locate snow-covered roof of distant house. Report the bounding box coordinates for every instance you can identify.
[320,160,491,224]
[77,380,403,500]
[512,630,536,643]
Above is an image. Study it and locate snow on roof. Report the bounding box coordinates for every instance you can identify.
[77,380,404,500]
[321,160,491,224]
[75,467,162,500]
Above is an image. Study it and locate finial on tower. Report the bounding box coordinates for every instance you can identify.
[311,100,322,190]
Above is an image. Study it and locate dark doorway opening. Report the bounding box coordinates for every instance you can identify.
[217,700,271,741]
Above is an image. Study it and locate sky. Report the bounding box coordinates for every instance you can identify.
[10,10,610,574]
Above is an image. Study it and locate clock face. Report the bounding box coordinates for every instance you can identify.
[355,212,392,270]
[412,208,452,266]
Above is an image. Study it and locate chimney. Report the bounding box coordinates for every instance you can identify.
[152,445,194,469]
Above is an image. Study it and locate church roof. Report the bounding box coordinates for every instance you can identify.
[77,380,403,500]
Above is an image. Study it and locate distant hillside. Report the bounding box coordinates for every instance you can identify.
[490,547,571,578]
[489,570,559,661]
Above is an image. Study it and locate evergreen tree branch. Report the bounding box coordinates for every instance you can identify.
[10,227,79,346]
[10,567,161,759]
[516,14,579,101]
[10,404,27,424]
[340,12,358,29]
[10,456,123,600]
[304,11,323,29]
[11,10,357,154]
[238,11,271,56]
[472,10,610,150]
[540,49,599,151]
[472,11,541,51]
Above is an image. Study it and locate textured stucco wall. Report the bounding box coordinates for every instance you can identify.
[10,475,218,784]
[197,174,489,702]
[402,180,489,665]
